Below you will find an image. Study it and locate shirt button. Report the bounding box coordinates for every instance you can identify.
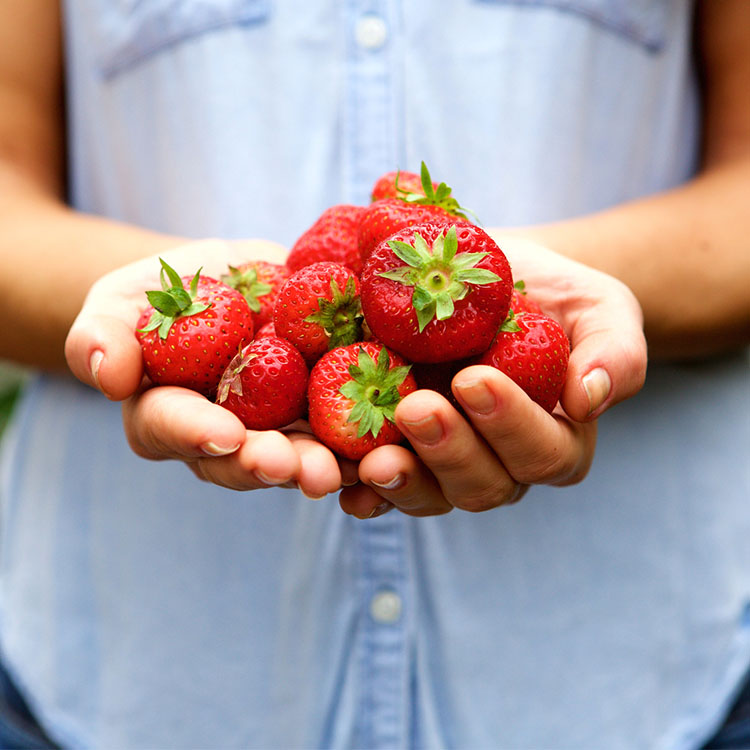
[355,14,388,51]
[370,590,402,624]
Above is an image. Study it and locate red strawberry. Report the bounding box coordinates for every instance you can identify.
[370,168,437,202]
[307,342,417,460]
[216,336,308,430]
[221,260,289,329]
[509,280,543,315]
[254,321,276,339]
[273,262,364,365]
[358,162,474,261]
[473,312,570,413]
[286,205,365,274]
[136,259,254,397]
[360,223,514,363]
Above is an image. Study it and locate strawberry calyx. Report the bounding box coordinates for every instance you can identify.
[216,346,257,403]
[499,309,524,333]
[304,276,364,350]
[400,161,475,222]
[138,258,210,339]
[380,225,502,332]
[221,265,272,313]
[340,347,412,439]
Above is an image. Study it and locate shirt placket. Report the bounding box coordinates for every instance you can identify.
[342,0,402,204]
[355,509,411,750]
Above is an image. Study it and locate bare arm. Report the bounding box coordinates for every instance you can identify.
[0,0,197,370]
[503,0,750,359]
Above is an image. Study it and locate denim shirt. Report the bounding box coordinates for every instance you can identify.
[1,1,749,748]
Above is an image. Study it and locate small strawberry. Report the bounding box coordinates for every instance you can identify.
[307,342,417,460]
[254,321,276,339]
[273,262,364,365]
[509,280,543,315]
[360,223,514,363]
[286,205,365,274]
[221,260,289,329]
[358,162,474,261]
[216,336,308,430]
[370,168,436,202]
[136,259,254,397]
[473,312,570,413]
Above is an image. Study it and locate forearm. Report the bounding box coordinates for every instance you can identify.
[504,157,750,359]
[0,165,182,370]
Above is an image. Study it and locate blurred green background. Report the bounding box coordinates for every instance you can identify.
[0,362,26,436]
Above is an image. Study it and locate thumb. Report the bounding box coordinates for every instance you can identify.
[561,297,648,422]
[65,312,144,401]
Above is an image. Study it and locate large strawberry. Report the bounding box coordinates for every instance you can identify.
[273,262,364,365]
[221,260,289,329]
[136,259,254,397]
[286,205,365,274]
[473,312,570,413]
[358,162,473,261]
[360,223,514,363]
[216,336,308,430]
[307,342,417,460]
[370,168,436,202]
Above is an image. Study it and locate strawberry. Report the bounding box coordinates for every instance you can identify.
[216,336,308,430]
[360,223,514,363]
[286,205,365,274]
[370,168,436,202]
[509,280,543,315]
[273,262,364,365]
[307,342,417,460]
[358,162,474,261]
[473,312,570,413]
[221,260,289,329]
[136,259,254,397]
[254,321,276,339]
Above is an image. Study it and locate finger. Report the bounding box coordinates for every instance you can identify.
[65,313,144,400]
[194,429,302,491]
[393,390,524,513]
[338,482,395,519]
[123,385,247,461]
[347,443,453,517]
[561,278,647,421]
[284,432,344,499]
[452,365,597,486]
[337,457,361,487]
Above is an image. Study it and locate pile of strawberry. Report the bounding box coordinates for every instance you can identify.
[135,164,570,460]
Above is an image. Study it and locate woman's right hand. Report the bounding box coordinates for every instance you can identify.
[64,239,353,498]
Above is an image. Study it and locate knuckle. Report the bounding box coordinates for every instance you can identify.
[455,477,517,513]
[513,447,575,485]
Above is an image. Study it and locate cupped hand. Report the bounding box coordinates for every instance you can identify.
[339,235,648,518]
[64,239,349,498]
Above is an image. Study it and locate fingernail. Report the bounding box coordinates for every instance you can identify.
[401,414,443,445]
[357,501,394,519]
[453,378,496,414]
[301,489,328,500]
[202,441,242,457]
[89,350,104,390]
[582,367,611,415]
[253,470,291,486]
[371,474,405,491]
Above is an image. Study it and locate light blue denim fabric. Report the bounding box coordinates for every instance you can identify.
[1,1,749,748]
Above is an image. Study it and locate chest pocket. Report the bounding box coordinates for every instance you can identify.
[474,0,672,52]
[93,0,271,78]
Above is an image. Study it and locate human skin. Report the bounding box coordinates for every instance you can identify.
[2,1,749,515]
